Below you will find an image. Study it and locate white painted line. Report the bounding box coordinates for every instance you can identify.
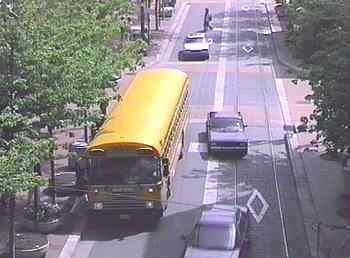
[203,0,231,206]
[236,182,254,198]
[203,160,219,205]
[71,241,95,258]
[163,4,191,61]
[189,118,206,123]
[214,61,226,110]
[242,45,254,54]
[247,189,269,224]
[213,0,231,111]
[241,5,250,12]
[58,235,80,258]
[188,142,207,153]
[156,2,188,63]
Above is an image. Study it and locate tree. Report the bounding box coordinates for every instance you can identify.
[287,0,350,154]
[16,0,146,203]
[0,2,51,257]
[0,139,51,258]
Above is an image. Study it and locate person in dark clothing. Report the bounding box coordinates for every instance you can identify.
[203,8,213,32]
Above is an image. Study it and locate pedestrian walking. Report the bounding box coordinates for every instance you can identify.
[203,8,213,32]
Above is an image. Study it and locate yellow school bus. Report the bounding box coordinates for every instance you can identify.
[79,68,190,220]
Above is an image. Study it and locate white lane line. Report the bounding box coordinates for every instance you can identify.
[71,241,94,258]
[163,3,191,61]
[188,142,207,153]
[214,61,226,111]
[157,2,188,63]
[58,235,80,258]
[203,160,219,205]
[203,0,231,205]
[189,118,206,123]
[57,197,87,258]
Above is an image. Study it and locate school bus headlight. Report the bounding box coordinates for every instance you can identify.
[147,187,154,193]
[94,202,103,210]
[145,201,154,208]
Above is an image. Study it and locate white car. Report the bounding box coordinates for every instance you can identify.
[178,33,213,61]
[182,205,249,258]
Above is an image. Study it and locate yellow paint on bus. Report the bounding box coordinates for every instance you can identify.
[88,68,190,156]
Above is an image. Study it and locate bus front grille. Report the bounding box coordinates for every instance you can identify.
[103,192,146,209]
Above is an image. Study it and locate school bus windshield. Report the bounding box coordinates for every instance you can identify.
[88,155,161,185]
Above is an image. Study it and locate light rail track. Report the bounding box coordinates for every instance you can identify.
[252,0,290,257]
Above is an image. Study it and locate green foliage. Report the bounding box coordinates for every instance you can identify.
[24,201,62,222]
[287,0,350,152]
[0,0,148,195]
[0,139,52,194]
[18,0,145,130]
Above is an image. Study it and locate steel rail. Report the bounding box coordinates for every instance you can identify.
[233,0,240,207]
[253,1,290,257]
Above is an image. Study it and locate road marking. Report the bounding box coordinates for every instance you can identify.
[203,0,231,206]
[71,241,94,258]
[246,189,269,223]
[203,160,219,204]
[188,142,207,153]
[189,118,206,123]
[163,3,191,61]
[214,61,226,110]
[236,182,254,198]
[58,235,80,258]
[242,45,254,53]
[241,5,250,12]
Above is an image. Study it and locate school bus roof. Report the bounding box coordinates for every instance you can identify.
[88,68,189,156]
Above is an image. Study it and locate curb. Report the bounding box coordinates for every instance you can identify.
[284,133,320,258]
[263,3,305,74]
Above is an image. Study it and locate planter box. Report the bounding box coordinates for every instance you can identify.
[3,233,49,258]
[22,217,63,234]
[16,242,49,258]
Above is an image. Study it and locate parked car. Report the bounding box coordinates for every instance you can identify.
[182,204,249,258]
[178,33,213,61]
[206,111,248,157]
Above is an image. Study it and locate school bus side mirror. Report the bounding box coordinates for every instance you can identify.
[163,158,170,177]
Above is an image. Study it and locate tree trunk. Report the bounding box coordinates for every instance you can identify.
[48,126,56,204]
[34,164,41,229]
[8,193,16,258]
[84,110,88,143]
[147,0,151,42]
[140,0,146,41]
[155,0,159,30]
[159,0,162,26]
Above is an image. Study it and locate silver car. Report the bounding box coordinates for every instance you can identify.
[182,205,249,258]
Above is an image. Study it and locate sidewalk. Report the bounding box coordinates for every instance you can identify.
[270,4,350,257]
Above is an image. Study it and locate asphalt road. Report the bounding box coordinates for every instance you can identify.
[72,0,311,257]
